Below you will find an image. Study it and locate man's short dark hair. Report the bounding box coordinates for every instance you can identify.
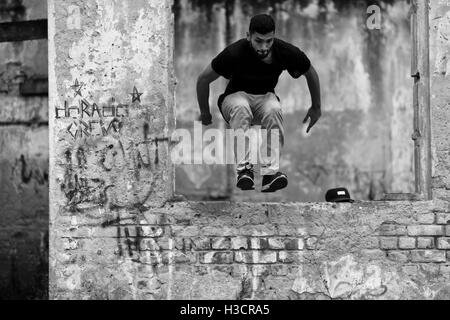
[249,14,275,35]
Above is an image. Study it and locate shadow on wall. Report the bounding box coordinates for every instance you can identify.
[174,0,414,202]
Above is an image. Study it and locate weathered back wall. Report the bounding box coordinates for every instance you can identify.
[174,0,415,202]
[0,0,48,299]
[49,0,450,300]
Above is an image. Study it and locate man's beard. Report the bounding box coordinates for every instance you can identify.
[250,43,271,59]
[256,50,270,59]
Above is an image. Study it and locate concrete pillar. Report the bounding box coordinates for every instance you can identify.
[48,0,174,298]
[430,1,450,200]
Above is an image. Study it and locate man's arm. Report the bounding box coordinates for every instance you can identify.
[196,63,221,125]
[302,64,322,133]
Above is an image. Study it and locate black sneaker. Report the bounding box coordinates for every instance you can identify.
[261,172,288,193]
[236,163,255,190]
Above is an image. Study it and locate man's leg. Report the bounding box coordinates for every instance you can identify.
[252,92,287,192]
[252,92,285,175]
[221,91,256,190]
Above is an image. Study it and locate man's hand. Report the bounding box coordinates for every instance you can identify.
[199,113,213,126]
[302,106,321,133]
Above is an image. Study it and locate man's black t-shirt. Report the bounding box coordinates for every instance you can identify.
[211,37,311,109]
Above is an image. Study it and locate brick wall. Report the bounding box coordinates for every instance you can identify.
[51,201,450,299]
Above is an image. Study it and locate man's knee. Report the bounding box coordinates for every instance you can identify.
[230,104,253,122]
[261,99,282,124]
[222,96,253,128]
[260,92,281,114]
[264,97,282,114]
[224,93,251,114]
[223,92,249,107]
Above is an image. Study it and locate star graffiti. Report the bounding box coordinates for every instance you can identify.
[130,86,143,103]
[70,79,84,97]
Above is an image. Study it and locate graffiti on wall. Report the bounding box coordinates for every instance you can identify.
[56,80,170,210]
[60,135,167,209]
[53,80,147,139]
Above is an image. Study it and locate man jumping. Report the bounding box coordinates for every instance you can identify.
[196,14,321,193]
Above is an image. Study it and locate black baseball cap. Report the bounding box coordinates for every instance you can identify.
[325,187,354,203]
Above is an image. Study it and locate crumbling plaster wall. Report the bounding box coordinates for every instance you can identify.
[49,0,450,300]
[430,0,450,200]
[174,0,415,202]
